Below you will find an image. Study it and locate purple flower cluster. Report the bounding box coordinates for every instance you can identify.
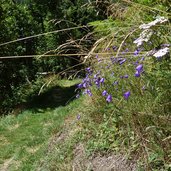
[94,75,105,88]
[102,90,112,102]
[76,68,93,97]
[110,57,127,65]
[84,89,92,97]
[77,44,148,105]
[75,19,169,113]
[106,94,112,103]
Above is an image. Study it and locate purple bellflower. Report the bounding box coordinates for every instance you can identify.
[119,59,126,65]
[102,90,107,96]
[136,64,143,73]
[106,94,112,103]
[134,71,140,77]
[135,64,143,77]
[124,75,129,78]
[100,78,105,84]
[134,49,140,56]
[77,83,83,89]
[113,81,118,86]
[124,91,131,100]
[84,89,92,97]
[86,67,91,72]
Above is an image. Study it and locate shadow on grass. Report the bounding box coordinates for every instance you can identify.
[27,84,78,111]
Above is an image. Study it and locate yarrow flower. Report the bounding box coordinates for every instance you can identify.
[106,94,112,103]
[133,29,153,47]
[153,47,169,58]
[124,91,130,100]
[139,16,168,29]
[161,44,170,47]
[134,17,168,47]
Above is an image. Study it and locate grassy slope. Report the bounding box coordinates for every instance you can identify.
[0,80,82,171]
[1,83,170,171]
[0,79,170,170]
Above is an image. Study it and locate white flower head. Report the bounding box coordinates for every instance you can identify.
[133,29,153,47]
[153,47,169,58]
[139,16,168,29]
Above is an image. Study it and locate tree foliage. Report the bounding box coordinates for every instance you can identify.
[0,0,108,113]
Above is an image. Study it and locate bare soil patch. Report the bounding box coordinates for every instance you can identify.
[73,144,137,171]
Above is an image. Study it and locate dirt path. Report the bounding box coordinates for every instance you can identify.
[0,157,14,171]
[37,114,137,171]
[73,143,137,171]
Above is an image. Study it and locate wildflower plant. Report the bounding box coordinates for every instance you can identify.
[78,10,171,170]
[79,15,170,109]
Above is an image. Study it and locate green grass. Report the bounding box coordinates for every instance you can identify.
[0,77,170,170]
[0,80,83,171]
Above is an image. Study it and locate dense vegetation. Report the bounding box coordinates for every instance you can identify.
[0,0,106,113]
[75,1,171,170]
[0,0,171,170]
